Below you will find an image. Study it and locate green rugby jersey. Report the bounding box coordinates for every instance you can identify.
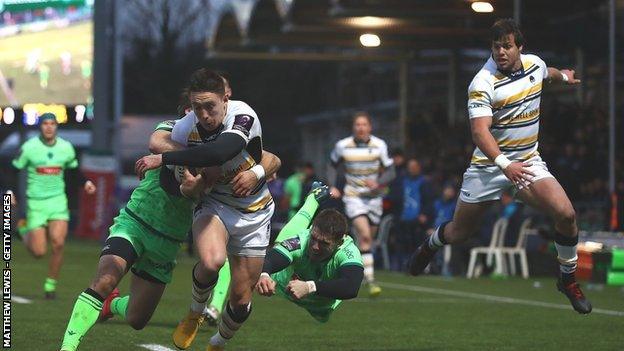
[273,229,363,308]
[12,136,78,199]
[123,119,194,242]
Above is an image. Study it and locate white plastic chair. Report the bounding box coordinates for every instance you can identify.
[466,218,509,278]
[500,217,536,279]
[372,214,394,270]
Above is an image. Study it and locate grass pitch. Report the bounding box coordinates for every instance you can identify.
[11,240,624,350]
[0,22,92,106]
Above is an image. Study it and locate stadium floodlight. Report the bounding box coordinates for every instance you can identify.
[75,105,86,123]
[2,107,15,125]
[344,16,401,28]
[471,1,494,13]
[360,33,381,47]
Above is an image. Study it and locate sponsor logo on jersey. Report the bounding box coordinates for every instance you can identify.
[281,237,301,251]
[35,166,62,175]
[232,114,255,137]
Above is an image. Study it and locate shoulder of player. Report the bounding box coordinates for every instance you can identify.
[227,100,258,118]
[336,237,361,260]
[335,136,353,148]
[22,136,40,147]
[55,136,72,145]
[521,53,546,71]
[521,53,543,63]
[172,112,197,133]
[471,61,497,86]
[369,135,388,148]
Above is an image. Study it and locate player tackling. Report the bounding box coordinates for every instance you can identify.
[409,19,591,314]
[136,69,275,350]
[256,182,364,322]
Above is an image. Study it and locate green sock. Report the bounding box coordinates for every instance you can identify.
[44,278,57,293]
[60,290,103,351]
[275,193,319,242]
[110,295,129,319]
[210,260,231,313]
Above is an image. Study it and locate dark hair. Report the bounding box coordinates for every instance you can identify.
[176,89,191,117]
[352,111,372,125]
[490,18,524,47]
[188,68,225,95]
[215,70,231,89]
[312,209,348,242]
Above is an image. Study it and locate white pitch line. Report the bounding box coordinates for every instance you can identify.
[11,295,33,304]
[378,281,624,317]
[138,344,177,351]
[352,297,466,304]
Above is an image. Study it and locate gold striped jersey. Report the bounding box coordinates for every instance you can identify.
[467,54,548,167]
[171,100,273,213]
[330,135,393,197]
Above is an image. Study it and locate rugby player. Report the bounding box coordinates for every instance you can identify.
[12,112,96,299]
[328,111,395,297]
[256,183,363,323]
[409,19,591,314]
[60,113,281,350]
[135,69,275,350]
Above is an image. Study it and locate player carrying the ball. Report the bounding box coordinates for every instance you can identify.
[59,113,281,350]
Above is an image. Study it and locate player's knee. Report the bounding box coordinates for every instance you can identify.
[50,241,65,254]
[28,244,46,258]
[557,207,576,227]
[127,315,149,330]
[198,254,226,275]
[30,248,46,258]
[228,288,251,307]
[90,275,118,296]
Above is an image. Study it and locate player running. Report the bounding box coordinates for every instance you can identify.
[135,69,275,350]
[409,19,591,314]
[12,112,96,299]
[328,111,395,297]
[59,116,281,351]
[256,183,364,323]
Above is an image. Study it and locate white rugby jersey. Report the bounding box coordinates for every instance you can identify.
[171,100,273,213]
[330,135,393,197]
[467,53,548,167]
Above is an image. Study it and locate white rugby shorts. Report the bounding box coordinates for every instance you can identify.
[343,195,383,225]
[194,196,274,257]
[459,155,554,203]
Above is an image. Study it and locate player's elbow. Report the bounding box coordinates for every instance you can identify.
[343,288,360,300]
[342,280,362,300]
[470,129,486,144]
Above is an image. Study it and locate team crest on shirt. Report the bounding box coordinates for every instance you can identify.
[530,75,535,83]
[281,237,301,252]
[48,152,53,159]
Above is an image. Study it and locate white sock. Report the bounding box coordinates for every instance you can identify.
[191,268,216,313]
[212,302,251,346]
[555,243,578,274]
[428,226,446,249]
[210,331,228,347]
[362,252,374,283]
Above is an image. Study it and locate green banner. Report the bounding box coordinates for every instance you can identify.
[1,0,86,13]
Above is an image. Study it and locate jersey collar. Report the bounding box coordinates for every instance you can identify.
[39,135,57,147]
[353,136,371,147]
